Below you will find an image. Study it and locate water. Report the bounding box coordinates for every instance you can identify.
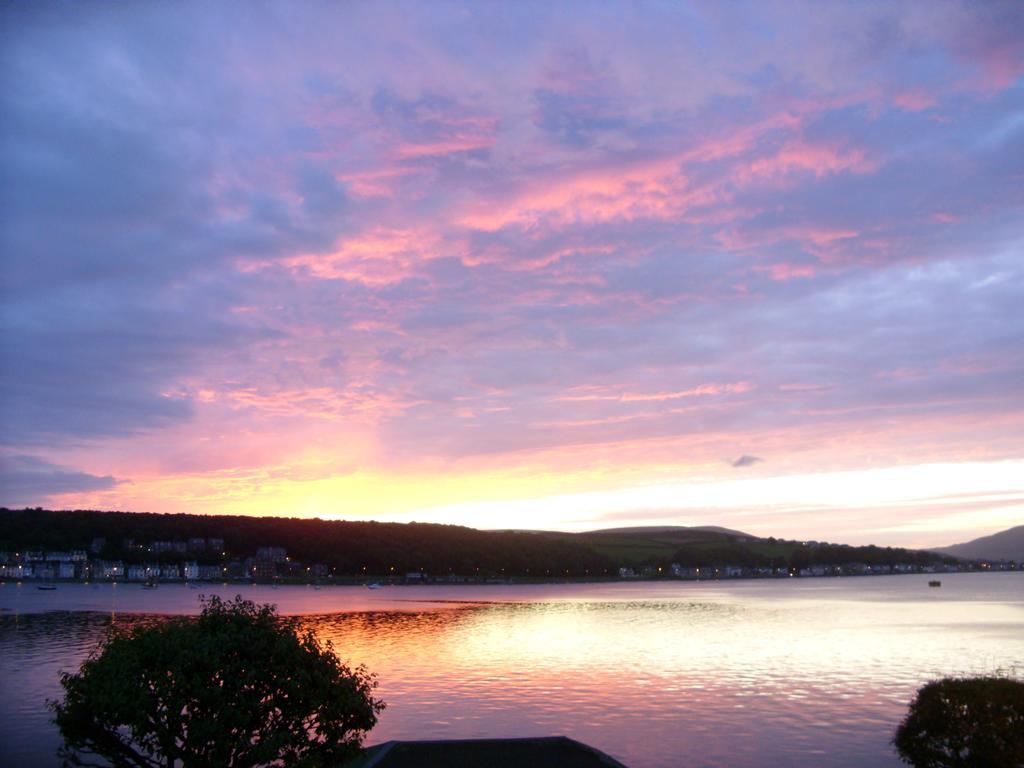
[1,573,1021,767]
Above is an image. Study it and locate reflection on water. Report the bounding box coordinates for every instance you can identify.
[1,574,1022,768]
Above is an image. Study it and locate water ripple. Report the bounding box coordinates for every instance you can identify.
[0,574,1021,767]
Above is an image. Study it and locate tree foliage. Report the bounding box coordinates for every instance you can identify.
[893,676,1024,768]
[667,539,953,570]
[51,596,384,768]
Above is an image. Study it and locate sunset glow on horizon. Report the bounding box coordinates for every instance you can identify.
[1,1,1022,548]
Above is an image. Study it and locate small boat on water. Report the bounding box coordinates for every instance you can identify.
[142,579,158,590]
[367,582,382,589]
[37,584,58,591]
[929,580,941,587]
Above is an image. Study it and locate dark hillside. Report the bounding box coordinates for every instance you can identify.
[933,525,1024,561]
[0,508,613,578]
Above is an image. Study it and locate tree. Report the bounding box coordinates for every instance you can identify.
[52,596,384,768]
[893,676,1024,768]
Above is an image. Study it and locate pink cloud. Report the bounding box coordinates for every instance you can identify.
[279,227,446,284]
[555,381,754,403]
[892,89,937,112]
[740,141,876,184]
[222,384,427,424]
[455,160,691,231]
[717,225,861,266]
[757,263,817,281]
[392,114,499,159]
[340,166,421,198]
[455,116,878,242]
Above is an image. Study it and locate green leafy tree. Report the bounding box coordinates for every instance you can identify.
[51,596,384,768]
[894,676,1024,768]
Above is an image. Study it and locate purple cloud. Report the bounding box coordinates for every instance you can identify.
[0,455,118,506]
[0,2,1021,539]
[732,455,763,468]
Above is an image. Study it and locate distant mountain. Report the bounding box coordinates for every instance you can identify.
[555,525,763,566]
[583,525,756,539]
[934,525,1024,561]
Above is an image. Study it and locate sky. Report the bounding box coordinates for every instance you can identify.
[1,1,1022,548]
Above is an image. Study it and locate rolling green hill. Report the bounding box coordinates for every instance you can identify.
[552,526,757,565]
[549,525,955,570]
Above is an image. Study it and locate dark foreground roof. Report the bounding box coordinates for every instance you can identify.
[344,736,630,768]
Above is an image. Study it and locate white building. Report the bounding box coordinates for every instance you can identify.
[35,564,56,580]
[198,564,224,580]
[160,564,181,580]
[98,561,125,579]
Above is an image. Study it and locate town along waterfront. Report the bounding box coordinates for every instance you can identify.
[1,574,1021,768]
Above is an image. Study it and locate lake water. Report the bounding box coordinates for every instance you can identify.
[1,573,1021,767]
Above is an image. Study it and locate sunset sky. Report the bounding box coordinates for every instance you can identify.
[1,1,1022,548]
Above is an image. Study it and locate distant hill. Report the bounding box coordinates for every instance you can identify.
[0,508,614,578]
[562,525,757,565]
[934,525,1024,561]
[585,525,755,539]
[0,508,958,576]
[556,524,955,570]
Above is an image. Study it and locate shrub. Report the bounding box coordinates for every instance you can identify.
[894,676,1024,768]
[52,596,384,767]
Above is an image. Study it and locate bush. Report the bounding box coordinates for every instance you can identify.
[894,676,1024,768]
[52,596,384,767]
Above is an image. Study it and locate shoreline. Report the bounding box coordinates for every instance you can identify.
[2,563,1017,590]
